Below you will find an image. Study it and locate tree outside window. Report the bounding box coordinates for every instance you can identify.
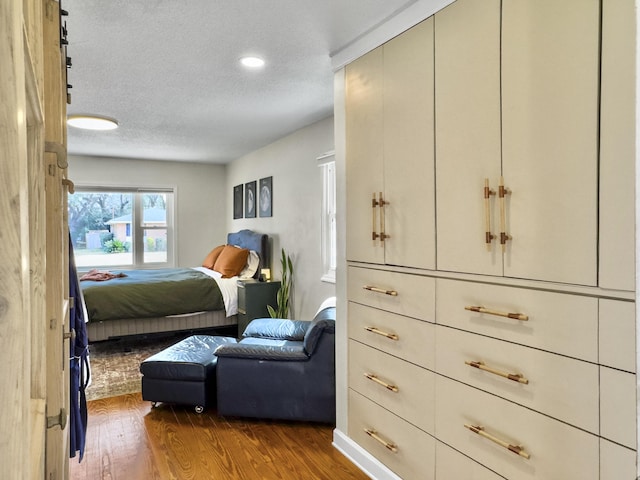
[68,188,173,269]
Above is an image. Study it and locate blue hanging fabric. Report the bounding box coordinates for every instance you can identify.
[69,233,89,460]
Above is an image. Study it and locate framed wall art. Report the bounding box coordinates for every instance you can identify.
[259,176,272,217]
[233,184,243,219]
[244,180,256,218]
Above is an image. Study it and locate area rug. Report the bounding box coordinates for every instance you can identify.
[84,328,236,401]
[84,334,179,401]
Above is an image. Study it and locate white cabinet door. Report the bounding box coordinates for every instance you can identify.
[436,0,600,286]
[501,0,599,285]
[435,0,502,276]
[383,18,435,269]
[346,46,384,264]
[599,0,636,291]
[346,19,435,268]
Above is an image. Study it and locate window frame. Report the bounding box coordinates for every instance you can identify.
[69,185,176,270]
[318,151,336,283]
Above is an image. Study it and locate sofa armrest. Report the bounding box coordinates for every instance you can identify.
[242,318,310,340]
[215,343,308,361]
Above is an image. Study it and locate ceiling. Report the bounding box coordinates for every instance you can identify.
[64,0,421,164]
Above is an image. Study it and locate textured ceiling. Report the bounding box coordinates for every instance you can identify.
[64,0,420,164]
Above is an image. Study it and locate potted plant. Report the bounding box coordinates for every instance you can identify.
[267,248,294,319]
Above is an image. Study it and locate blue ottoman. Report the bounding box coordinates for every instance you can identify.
[140,335,237,413]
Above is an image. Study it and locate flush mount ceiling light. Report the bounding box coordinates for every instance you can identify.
[67,114,119,130]
[239,56,265,68]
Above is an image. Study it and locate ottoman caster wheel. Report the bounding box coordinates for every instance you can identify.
[151,402,158,409]
[195,405,204,414]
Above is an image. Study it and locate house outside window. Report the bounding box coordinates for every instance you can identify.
[68,187,174,269]
[318,151,336,283]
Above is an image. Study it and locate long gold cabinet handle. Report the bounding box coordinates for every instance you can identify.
[464,424,530,459]
[465,361,529,385]
[378,192,390,242]
[484,178,496,250]
[498,176,511,252]
[364,428,399,453]
[364,326,399,341]
[363,285,398,296]
[372,193,379,240]
[364,373,399,392]
[465,305,528,321]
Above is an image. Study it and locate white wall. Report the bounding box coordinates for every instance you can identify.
[68,155,228,267]
[226,116,336,319]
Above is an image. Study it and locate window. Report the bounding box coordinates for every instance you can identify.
[318,151,336,283]
[68,187,174,269]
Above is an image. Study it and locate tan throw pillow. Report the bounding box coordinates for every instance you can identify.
[214,245,250,278]
[202,244,225,270]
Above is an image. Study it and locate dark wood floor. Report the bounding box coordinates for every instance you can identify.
[70,393,369,480]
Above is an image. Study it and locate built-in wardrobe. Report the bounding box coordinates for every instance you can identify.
[341,0,636,478]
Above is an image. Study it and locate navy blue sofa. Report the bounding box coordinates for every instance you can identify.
[214,305,336,423]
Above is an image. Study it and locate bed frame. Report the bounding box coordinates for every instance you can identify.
[86,229,270,342]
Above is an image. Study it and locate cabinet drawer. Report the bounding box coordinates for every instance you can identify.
[349,340,434,434]
[348,389,435,480]
[348,302,434,370]
[436,441,505,480]
[348,266,435,321]
[599,299,635,372]
[600,438,636,480]
[435,326,598,433]
[435,375,599,480]
[436,279,598,362]
[600,367,637,449]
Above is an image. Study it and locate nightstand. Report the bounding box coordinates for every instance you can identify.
[236,279,281,336]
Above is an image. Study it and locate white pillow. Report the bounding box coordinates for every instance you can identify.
[239,250,260,278]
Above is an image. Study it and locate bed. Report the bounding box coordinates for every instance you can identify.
[80,229,270,342]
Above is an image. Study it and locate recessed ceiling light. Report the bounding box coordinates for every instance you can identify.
[240,56,265,68]
[67,114,118,130]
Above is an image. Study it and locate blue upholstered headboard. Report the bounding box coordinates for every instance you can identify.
[227,230,269,279]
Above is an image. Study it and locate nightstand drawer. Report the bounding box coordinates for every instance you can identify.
[348,266,435,321]
[237,286,247,313]
[236,280,280,335]
[436,278,598,362]
[348,301,434,370]
[435,375,599,480]
[435,325,599,434]
[349,340,434,434]
[349,389,435,480]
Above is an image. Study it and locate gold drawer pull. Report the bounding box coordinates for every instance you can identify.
[464,424,530,459]
[364,428,398,453]
[465,361,529,385]
[465,305,528,321]
[364,373,399,393]
[363,285,398,296]
[364,326,399,341]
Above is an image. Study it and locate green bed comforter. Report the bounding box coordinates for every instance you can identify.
[80,268,225,322]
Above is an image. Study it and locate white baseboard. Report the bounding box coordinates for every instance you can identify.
[332,429,403,480]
